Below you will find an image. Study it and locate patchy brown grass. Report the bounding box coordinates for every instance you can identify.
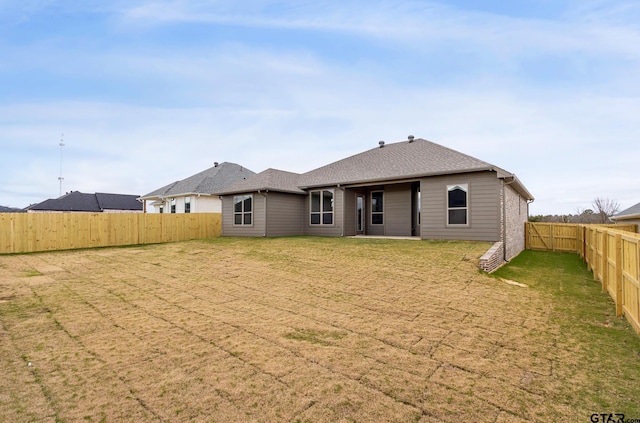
[0,237,638,422]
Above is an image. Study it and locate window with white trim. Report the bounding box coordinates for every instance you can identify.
[310,190,334,225]
[371,191,383,225]
[170,198,176,214]
[447,184,468,225]
[233,195,253,225]
[184,196,191,213]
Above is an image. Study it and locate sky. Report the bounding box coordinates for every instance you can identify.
[1,0,638,215]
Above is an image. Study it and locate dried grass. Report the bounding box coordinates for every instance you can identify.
[0,238,638,422]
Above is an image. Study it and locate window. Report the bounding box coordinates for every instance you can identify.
[233,195,252,225]
[185,196,191,213]
[158,206,163,214]
[371,191,383,225]
[447,184,468,225]
[310,190,334,225]
[170,198,176,214]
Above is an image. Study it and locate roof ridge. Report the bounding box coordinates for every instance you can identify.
[297,137,498,188]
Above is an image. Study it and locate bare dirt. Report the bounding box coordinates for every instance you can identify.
[0,237,624,422]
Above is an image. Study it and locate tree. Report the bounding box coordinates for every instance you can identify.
[592,197,620,224]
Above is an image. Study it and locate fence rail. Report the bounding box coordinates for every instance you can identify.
[525,222,640,335]
[0,213,221,254]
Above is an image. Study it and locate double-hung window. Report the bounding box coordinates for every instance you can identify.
[310,190,334,225]
[371,191,383,225]
[184,196,191,213]
[233,195,253,225]
[447,184,468,225]
[170,198,176,214]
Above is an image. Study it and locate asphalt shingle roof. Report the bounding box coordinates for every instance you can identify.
[297,138,497,188]
[614,202,640,219]
[211,138,533,200]
[96,193,144,211]
[28,192,141,212]
[215,169,305,195]
[140,162,255,199]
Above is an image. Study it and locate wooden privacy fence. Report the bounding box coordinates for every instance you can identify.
[525,222,640,335]
[0,213,221,254]
[525,222,637,252]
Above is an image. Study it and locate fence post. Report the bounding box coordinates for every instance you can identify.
[592,229,597,279]
[636,237,640,326]
[586,228,592,271]
[615,233,623,317]
[601,231,608,292]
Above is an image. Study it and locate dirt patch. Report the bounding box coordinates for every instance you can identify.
[0,238,632,421]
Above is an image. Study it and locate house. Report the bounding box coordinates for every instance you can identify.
[26,192,143,213]
[611,202,640,232]
[139,162,255,214]
[216,137,534,265]
[0,205,20,213]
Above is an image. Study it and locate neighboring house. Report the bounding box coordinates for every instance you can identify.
[26,192,143,213]
[611,202,640,233]
[216,137,534,263]
[0,205,21,212]
[139,162,255,214]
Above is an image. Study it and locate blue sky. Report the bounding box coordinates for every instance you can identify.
[1,0,638,215]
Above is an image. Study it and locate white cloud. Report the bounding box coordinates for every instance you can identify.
[1,0,639,213]
[3,61,638,212]
[117,0,640,60]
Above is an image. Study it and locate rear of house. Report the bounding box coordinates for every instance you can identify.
[217,137,533,263]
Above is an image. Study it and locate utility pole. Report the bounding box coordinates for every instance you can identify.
[58,134,65,197]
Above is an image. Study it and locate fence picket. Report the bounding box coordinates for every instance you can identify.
[0,213,221,254]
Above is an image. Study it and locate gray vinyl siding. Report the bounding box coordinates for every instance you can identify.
[303,187,344,236]
[383,183,412,236]
[343,189,357,236]
[421,171,500,241]
[221,194,266,237]
[263,192,305,237]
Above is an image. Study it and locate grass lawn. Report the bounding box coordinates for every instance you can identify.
[0,237,639,422]
[493,250,640,417]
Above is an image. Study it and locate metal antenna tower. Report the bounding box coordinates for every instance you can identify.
[58,134,65,196]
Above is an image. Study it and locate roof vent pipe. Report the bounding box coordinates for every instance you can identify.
[214,162,219,167]
[408,135,415,142]
[379,140,385,148]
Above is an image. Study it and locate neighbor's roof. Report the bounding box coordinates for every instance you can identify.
[215,169,306,195]
[612,202,640,220]
[28,192,142,212]
[297,138,534,200]
[95,193,143,211]
[140,162,255,199]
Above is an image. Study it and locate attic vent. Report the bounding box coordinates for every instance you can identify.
[214,162,219,167]
[378,140,385,148]
[408,135,415,142]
